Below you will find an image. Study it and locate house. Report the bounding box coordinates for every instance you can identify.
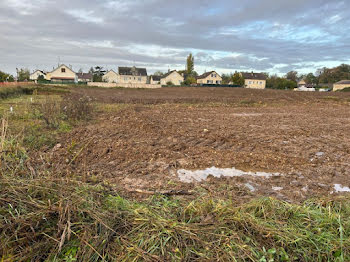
[241,72,266,89]
[295,79,316,91]
[196,71,222,85]
[30,70,46,81]
[118,66,147,84]
[150,75,161,85]
[297,79,307,88]
[333,80,350,91]
[102,70,119,83]
[46,64,77,83]
[159,70,184,86]
[77,72,93,83]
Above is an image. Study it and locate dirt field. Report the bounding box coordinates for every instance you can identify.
[40,87,350,203]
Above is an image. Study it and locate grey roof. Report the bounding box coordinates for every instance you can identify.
[197,71,218,79]
[161,70,179,79]
[32,70,46,75]
[335,80,350,85]
[241,72,267,80]
[118,66,147,76]
[151,75,161,81]
[76,72,93,80]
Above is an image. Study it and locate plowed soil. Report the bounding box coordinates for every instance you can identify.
[42,87,350,203]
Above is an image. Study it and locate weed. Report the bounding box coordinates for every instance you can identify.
[323,96,340,101]
[0,86,34,100]
[61,94,93,121]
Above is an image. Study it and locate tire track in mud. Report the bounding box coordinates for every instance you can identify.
[42,102,350,202]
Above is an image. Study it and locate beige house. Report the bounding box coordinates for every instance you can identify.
[297,79,307,88]
[102,70,119,83]
[160,70,184,86]
[118,66,147,84]
[197,71,222,85]
[46,64,77,83]
[241,72,266,89]
[333,80,350,91]
[30,70,46,81]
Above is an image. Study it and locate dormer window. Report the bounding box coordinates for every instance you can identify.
[61,68,66,73]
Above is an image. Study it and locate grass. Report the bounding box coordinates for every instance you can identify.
[1,87,350,261]
[0,86,34,100]
[1,169,349,261]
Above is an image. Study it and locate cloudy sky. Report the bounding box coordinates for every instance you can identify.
[1,0,349,76]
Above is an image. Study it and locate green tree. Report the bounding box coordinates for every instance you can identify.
[91,66,106,82]
[232,72,244,86]
[221,73,233,85]
[7,75,14,82]
[153,71,164,76]
[266,75,296,90]
[186,53,194,76]
[305,73,318,85]
[0,71,9,82]
[286,71,298,83]
[37,75,45,81]
[18,68,30,81]
[0,71,15,82]
[184,76,196,85]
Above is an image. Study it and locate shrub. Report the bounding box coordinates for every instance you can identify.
[34,96,62,128]
[61,94,93,121]
[340,87,350,92]
[33,94,94,129]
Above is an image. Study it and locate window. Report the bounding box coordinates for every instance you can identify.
[61,68,65,73]
[124,77,128,81]
[260,81,263,85]
[249,81,252,84]
[138,77,142,81]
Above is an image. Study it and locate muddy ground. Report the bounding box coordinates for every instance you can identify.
[39,87,350,203]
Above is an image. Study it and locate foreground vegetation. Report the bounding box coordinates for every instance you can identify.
[0,87,349,261]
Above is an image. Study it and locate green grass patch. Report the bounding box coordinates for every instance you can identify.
[323,96,341,101]
[0,86,34,100]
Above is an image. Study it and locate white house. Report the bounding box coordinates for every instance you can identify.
[30,70,46,81]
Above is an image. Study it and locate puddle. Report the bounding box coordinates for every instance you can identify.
[177,166,281,183]
[245,183,256,192]
[272,186,283,191]
[334,184,350,193]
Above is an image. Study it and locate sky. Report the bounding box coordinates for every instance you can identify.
[1,0,350,76]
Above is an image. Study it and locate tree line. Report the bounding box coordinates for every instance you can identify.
[0,68,31,82]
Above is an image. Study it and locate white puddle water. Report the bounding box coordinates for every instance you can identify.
[177,166,281,183]
[272,187,283,191]
[334,184,350,193]
[245,183,256,192]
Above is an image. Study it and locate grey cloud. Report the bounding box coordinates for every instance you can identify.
[0,0,350,75]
